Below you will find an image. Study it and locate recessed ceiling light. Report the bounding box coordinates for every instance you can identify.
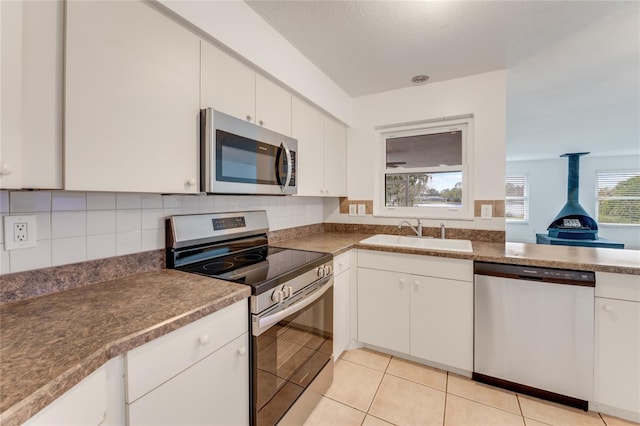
[411,75,429,84]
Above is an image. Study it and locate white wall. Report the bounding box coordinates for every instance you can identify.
[506,4,639,161]
[0,191,323,274]
[157,0,352,125]
[343,70,507,229]
[506,155,640,249]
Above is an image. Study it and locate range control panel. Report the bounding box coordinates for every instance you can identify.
[212,216,246,231]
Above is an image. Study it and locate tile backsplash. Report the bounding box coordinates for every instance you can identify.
[0,191,323,274]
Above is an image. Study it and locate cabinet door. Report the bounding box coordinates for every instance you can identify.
[291,97,324,196]
[322,116,347,196]
[410,276,473,371]
[595,297,640,414]
[1,0,63,189]
[128,333,249,426]
[24,364,107,426]
[256,74,291,136]
[334,269,351,360]
[65,1,199,193]
[201,40,255,123]
[357,268,410,353]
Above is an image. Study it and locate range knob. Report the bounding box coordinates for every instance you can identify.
[316,267,326,278]
[283,285,293,298]
[271,288,284,303]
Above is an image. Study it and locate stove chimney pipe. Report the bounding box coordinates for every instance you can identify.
[561,152,589,205]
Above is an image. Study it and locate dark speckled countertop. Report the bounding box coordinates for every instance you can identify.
[0,269,250,426]
[274,232,640,274]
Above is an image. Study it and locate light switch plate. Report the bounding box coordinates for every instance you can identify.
[357,204,366,216]
[4,215,37,250]
[481,204,493,219]
[348,204,357,216]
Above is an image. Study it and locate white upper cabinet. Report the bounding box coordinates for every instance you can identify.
[65,1,200,193]
[255,74,292,136]
[201,40,292,136]
[1,0,63,189]
[200,41,255,123]
[323,115,348,196]
[292,97,325,196]
[292,97,348,197]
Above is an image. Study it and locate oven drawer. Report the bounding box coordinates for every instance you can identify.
[126,299,248,403]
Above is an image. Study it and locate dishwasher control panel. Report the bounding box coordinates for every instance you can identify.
[474,262,595,286]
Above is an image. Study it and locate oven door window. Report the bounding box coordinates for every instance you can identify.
[216,129,288,185]
[253,286,333,426]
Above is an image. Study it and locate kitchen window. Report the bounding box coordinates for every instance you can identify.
[375,116,473,219]
[596,169,640,225]
[505,176,528,222]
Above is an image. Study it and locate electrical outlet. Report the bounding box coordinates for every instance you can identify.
[4,215,37,250]
[357,204,366,216]
[348,204,357,216]
[481,204,493,219]
[14,222,28,241]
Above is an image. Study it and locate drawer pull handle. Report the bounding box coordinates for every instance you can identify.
[198,334,210,345]
[603,305,614,312]
[238,346,247,356]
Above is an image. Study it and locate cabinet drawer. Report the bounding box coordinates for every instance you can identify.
[358,250,472,282]
[334,251,351,276]
[126,300,248,403]
[596,272,640,302]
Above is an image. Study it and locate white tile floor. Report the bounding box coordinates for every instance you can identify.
[303,348,639,426]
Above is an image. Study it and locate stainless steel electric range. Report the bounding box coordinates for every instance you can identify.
[166,211,334,426]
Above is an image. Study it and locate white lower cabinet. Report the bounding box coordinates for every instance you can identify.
[126,300,249,425]
[24,356,125,426]
[357,250,473,371]
[357,268,410,354]
[333,251,354,360]
[410,276,473,370]
[127,333,249,426]
[593,272,640,422]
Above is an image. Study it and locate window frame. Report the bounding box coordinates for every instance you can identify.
[374,116,474,220]
[505,175,529,224]
[595,169,640,227]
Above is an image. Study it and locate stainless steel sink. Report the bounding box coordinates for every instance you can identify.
[359,234,473,252]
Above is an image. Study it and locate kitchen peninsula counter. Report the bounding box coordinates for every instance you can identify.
[274,232,640,275]
[0,269,250,426]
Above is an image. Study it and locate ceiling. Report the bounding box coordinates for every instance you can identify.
[246,1,639,161]
[246,1,627,97]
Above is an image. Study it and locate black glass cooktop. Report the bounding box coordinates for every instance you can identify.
[177,245,330,293]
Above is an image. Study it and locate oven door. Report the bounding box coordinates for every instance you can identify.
[251,277,333,426]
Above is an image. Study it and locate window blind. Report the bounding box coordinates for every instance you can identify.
[506,176,527,221]
[596,170,640,225]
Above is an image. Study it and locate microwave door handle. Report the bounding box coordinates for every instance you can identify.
[280,141,293,193]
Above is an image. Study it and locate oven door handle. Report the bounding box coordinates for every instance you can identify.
[254,278,332,336]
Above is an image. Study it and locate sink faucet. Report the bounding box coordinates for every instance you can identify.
[399,219,422,237]
[440,223,446,239]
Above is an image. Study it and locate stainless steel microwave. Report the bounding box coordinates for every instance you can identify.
[200,108,297,195]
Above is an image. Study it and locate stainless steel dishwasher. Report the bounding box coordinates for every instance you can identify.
[473,262,595,410]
